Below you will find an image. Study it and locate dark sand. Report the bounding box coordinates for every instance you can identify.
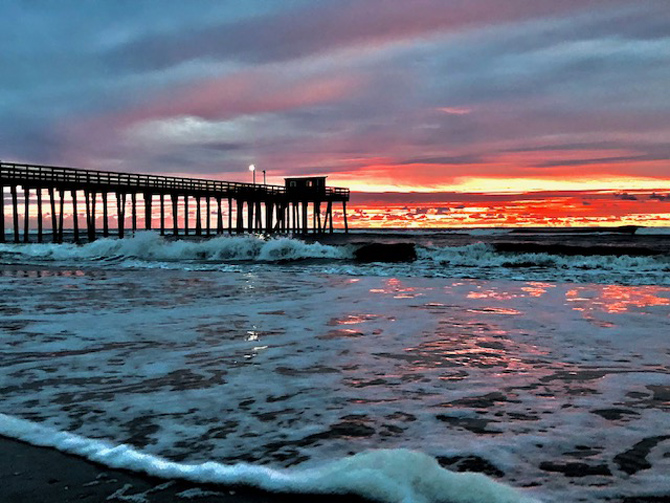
[0,436,369,503]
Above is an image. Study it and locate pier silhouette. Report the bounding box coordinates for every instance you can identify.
[1,161,350,243]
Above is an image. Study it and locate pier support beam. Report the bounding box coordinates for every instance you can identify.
[58,190,65,243]
[195,197,202,236]
[23,187,30,243]
[85,191,97,242]
[0,185,5,243]
[37,189,43,243]
[72,191,79,242]
[281,203,288,233]
[255,200,262,233]
[343,201,348,234]
[265,202,273,234]
[325,201,333,233]
[312,202,316,234]
[144,193,152,230]
[247,201,254,233]
[102,192,109,237]
[11,185,20,243]
[49,188,57,243]
[236,199,244,234]
[206,197,211,237]
[160,194,165,236]
[117,193,126,239]
[131,193,137,234]
[216,197,223,235]
[184,196,189,236]
[228,198,233,234]
[171,194,178,237]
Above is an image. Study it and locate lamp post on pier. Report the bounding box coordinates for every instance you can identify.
[249,164,256,184]
[263,170,266,185]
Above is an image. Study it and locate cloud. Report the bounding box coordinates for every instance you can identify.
[437,107,472,115]
[535,153,670,168]
[104,0,633,70]
[397,155,484,166]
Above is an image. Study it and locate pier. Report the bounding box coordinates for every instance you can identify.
[0,161,349,243]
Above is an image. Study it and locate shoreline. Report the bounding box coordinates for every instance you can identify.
[0,435,369,503]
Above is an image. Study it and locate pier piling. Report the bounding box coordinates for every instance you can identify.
[0,186,4,243]
[11,185,19,243]
[23,187,29,243]
[72,191,79,242]
[37,189,43,242]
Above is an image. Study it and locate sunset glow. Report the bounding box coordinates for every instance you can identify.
[2,1,669,228]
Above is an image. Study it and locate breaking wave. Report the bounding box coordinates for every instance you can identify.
[0,413,538,503]
[419,242,669,271]
[0,232,352,263]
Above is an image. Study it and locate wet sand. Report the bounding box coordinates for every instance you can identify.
[0,436,369,503]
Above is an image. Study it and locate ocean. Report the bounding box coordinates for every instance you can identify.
[1,227,669,503]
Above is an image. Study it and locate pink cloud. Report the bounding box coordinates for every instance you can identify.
[118,69,369,127]
[437,107,473,115]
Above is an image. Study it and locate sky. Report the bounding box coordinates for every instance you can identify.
[2,0,669,223]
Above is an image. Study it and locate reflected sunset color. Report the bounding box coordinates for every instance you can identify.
[566,285,670,314]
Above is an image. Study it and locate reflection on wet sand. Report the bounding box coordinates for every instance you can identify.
[567,284,670,313]
[369,277,425,299]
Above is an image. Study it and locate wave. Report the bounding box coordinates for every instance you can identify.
[0,413,538,503]
[1,232,668,284]
[510,225,639,235]
[492,242,665,257]
[0,232,352,263]
[636,227,670,235]
[418,242,668,270]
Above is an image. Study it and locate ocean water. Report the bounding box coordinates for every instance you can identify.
[1,228,669,502]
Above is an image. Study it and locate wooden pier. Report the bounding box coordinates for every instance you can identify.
[0,161,349,243]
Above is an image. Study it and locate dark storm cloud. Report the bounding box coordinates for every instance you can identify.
[103,0,633,70]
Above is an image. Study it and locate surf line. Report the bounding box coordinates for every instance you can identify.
[0,413,539,503]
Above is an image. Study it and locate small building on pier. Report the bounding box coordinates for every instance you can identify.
[285,176,327,197]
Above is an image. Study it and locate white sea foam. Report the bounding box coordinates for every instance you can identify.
[0,232,351,263]
[0,414,538,503]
